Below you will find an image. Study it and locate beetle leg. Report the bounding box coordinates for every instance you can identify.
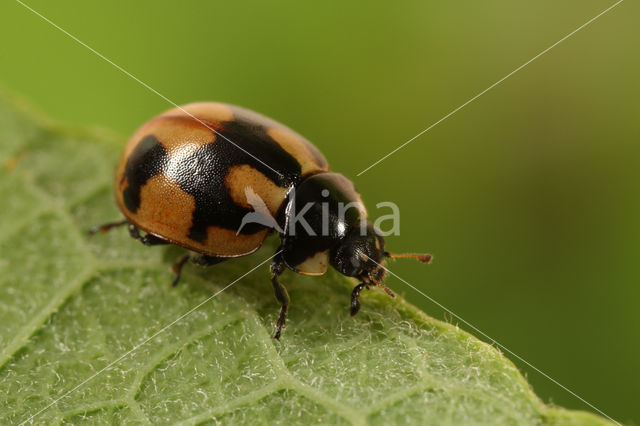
[128,224,169,246]
[190,254,228,266]
[171,254,227,287]
[170,254,190,287]
[350,282,367,316]
[270,257,289,340]
[88,219,128,236]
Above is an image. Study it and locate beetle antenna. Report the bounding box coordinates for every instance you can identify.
[384,252,433,264]
[377,281,396,298]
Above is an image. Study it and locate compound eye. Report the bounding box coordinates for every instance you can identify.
[344,251,364,276]
[330,243,362,277]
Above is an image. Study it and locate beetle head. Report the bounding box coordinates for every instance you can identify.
[330,222,433,298]
[329,222,387,283]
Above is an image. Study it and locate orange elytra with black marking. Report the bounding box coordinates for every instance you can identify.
[114,102,329,257]
[94,102,431,339]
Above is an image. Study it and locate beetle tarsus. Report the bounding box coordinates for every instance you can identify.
[270,256,289,340]
[273,306,287,340]
[171,254,190,287]
[350,282,367,316]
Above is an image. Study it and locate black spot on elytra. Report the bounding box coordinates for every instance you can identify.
[171,119,301,241]
[121,117,304,244]
[122,135,167,213]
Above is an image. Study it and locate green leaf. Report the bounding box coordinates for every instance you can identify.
[0,93,613,425]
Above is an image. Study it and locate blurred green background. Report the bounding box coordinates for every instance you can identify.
[1,0,637,423]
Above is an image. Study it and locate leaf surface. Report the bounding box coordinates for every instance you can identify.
[0,95,613,425]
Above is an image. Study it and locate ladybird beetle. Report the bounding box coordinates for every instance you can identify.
[91,102,431,339]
